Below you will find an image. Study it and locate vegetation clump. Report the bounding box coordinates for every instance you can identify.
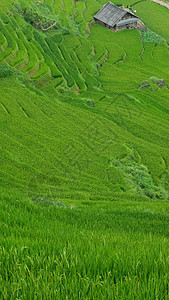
[111,149,168,199]
[12,3,57,31]
[86,98,95,107]
[21,8,57,30]
[150,76,167,88]
[138,80,154,91]
[0,62,14,78]
[140,29,166,43]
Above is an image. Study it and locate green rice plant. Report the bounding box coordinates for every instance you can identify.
[23,48,39,73]
[75,1,86,24]
[58,44,86,90]
[31,62,50,79]
[34,32,69,79]
[75,38,96,73]
[1,0,169,296]
[29,41,44,61]
[22,23,34,41]
[84,0,101,22]
[135,1,169,42]
[153,42,169,71]
[31,39,61,78]
[45,37,75,86]
[0,48,13,63]
[0,12,11,24]
[0,21,18,63]
[0,192,169,298]
[10,50,25,67]
[0,0,13,12]
[0,32,7,52]
[70,51,86,75]
[51,33,63,44]
[43,53,62,78]
[8,16,18,28]
[0,20,17,50]
[61,0,75,16]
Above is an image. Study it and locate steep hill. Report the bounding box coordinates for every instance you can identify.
[0,0,169,298]
[0,0,169,201]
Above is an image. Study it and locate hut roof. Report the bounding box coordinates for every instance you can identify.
[116,17,139,26]
[94,2,139,27]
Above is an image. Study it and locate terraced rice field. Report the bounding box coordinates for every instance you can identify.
[0,0,169,298]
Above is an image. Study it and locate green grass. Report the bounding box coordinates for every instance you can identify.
[0,0,169,297]
[135,1,169,42]
[0,192,169,299]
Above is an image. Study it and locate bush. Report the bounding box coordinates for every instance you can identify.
[17,7,57,31]
[86,99,95,107]
[140,29,166,44]
[0,63,13,77]
[138,80,154,91]
[150,76,166,88]
[111,148,168,199]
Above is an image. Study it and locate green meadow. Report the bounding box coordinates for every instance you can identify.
[0,0,169,298]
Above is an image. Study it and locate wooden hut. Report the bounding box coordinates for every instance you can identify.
[94,2,140,31]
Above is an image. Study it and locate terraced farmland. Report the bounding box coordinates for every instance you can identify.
[0,0,169,298]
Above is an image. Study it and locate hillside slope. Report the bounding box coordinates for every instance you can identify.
[0,0,169,201]
[0,0,169,298]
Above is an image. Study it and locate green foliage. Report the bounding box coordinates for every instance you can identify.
[51,33,62,43]
[0,193,169,298]
[150,76,167,88]
[135,1,169,42]
[138,80,154,91]
[0,62,14,77]
[0,0,169,297]
[86,98,95,106]
[111,148,168,199]
[31,62,49,79]
[140,29,166,43]
[15,6,57,30]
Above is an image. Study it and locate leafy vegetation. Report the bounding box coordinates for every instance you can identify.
[0,192,169,299]
[138,79,154,91]
[111,147,168,199]
[140,29,166,43]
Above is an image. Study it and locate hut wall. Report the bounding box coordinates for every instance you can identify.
[128,21,137,28]
[95,18,138,32]
[114,24,127,31]
[122,12,135,20]
[115,21,137,31]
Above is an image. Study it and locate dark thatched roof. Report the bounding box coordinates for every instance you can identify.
[94,2,140,27]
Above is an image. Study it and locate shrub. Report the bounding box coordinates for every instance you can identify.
[17,7,57,31]
[138,80,154,91]
[111,148,168,199]
[150,76,166,88]
[86,99,95,107]
[140,30,166,44]
[0,62,13,77]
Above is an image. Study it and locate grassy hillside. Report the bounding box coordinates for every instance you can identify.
[0,0,169,298]
[0,193,169,298]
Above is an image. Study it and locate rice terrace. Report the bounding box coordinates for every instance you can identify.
[0,0,169,298]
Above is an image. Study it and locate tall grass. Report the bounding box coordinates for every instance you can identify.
[0,0,169,297]
[0,193,169,299]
